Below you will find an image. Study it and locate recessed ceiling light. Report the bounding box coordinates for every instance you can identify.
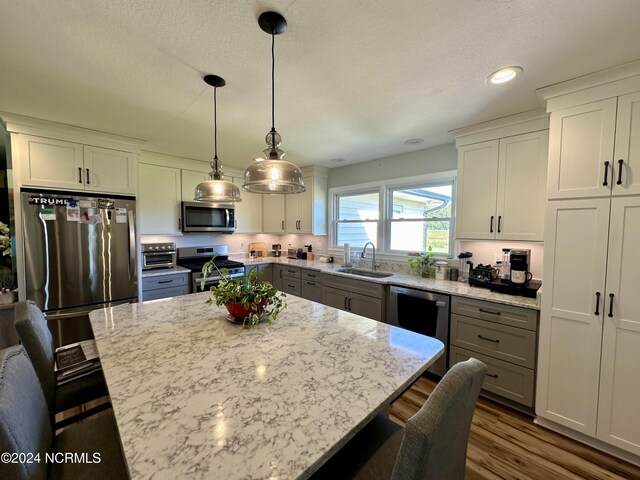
[331,157,346,163]
[487,66,523,84]
[404,138,424,146]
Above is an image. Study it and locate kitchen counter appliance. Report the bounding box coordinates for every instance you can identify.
[176,245,244,293]
[141,242,176,270]
[21,189,137,347]
[181,202,235,233]
[468,264,499,288]
[387,286,449,376]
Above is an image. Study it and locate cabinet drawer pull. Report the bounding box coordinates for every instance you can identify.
[158,279,174,284]
[497,215,502,233]
[306,281,316,286]
[617,159,624,185]
[86,168,90,184]
[287,283,296,288]
[603,160,610,186]
[608,293,615,318]
[486,373,499,379]
[477,334,500,343]
[595,291,601,316]
[78,167,83,183]
[490,215,494,233]
[307,273,316,278]
[478,308,501,316]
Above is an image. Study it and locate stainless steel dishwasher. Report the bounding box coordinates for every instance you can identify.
[387,286,450,376]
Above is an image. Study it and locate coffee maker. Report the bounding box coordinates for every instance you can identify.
[510,249,532,285]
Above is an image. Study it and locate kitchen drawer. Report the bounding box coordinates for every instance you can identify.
[349,291,383,321]
[302,280,323,303]
[450,346,535,407]
[450,314,536,368]
[282,277,301,296]
[451,296,538,331]
[142,285,189,301]
[281,266,301,278]
[142,273,189,291]
[322,273,384,299]
[301,269,322,283]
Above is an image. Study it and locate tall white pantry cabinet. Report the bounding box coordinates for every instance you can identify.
[536,62,640,461]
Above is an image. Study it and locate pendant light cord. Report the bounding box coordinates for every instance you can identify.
[213,86,218,160]
[271,31,275,131]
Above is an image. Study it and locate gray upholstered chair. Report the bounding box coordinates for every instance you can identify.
[311,358,487,480]
[0,345,128,480]
[14,301,109,423]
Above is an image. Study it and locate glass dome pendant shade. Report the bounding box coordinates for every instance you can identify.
[194,75,242,203]
[243,11,305,195]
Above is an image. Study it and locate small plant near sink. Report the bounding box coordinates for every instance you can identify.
[408,246,436,278]
[201,256,287,325]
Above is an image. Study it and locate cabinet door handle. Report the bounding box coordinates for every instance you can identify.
[486,373,499,379]
[279,269,283,279]
[78,167,83,183]
[594,292,601,315]
[608,293,615,318]
[344,297,348,310]
[282,220,285,231]
[617,159,624,185]
[348,297,352,311]
[490,215,494,233]
[497,215,502,233]
[479,308,501,316]
[158,279,174,284]
[603,161,610,186]
[86,168,90,184]
[477,334,500,343]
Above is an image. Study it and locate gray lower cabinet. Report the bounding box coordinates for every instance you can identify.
[249,263,273,284]
[142,273,189,301]
[449,296,538,409]
[273,265,302,296]
[321,276,384,321]
[301,269,323,303]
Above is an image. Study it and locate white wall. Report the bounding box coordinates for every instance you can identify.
[328,143,457,188]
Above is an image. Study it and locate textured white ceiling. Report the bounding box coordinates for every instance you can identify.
[1,0,640,169]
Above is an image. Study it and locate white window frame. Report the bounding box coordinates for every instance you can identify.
[328,170,456,261]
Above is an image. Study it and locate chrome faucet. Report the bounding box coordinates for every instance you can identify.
[361,242,380,271]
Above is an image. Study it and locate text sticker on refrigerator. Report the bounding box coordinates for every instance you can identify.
[66,200,80,222]
[39,208,56,221]
[115,208,127,223]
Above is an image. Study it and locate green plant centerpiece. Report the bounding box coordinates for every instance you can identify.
[408,245,436,278]
[201,256,286,325]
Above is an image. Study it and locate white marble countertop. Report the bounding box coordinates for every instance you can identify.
[89,293,443,480]
[141,265,190,278]
[238,257,540,310]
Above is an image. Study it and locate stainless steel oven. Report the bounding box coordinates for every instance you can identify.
[141,243,176,270]
[387,286,450,376]
[181,202,235,233]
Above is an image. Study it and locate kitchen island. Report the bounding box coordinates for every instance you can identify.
[89,292,443,479]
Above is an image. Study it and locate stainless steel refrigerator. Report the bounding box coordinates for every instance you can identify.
[21,189,137,346]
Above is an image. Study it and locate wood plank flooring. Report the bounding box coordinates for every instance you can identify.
[389,375,640,480]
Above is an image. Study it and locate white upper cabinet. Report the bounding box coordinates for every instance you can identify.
[138,163,181,235]
[232,177,262,233]
[613,91,640,196]
[18,134,136,194]
[263,194,285,233]
[547,98,617,199]
[284,169,328,235]
[181,169,209,202]
[456,140,499,239]
[453,112,549,242]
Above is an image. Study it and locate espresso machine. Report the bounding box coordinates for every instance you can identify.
[510,249,532,285]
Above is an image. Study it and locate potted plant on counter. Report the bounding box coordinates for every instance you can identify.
[0,221,17,304]
[201,256,287,325]
[407,245,436,278]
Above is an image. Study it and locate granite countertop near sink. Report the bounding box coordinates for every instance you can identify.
[237,256,540,310]
[141,265,191,278]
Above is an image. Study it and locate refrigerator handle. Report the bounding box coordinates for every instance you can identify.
[128,210,136,280]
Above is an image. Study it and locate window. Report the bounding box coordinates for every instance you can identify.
[335,190,379,248]
[388,183,453,255]
[330,172,455,258]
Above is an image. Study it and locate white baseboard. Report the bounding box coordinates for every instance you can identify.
[534,416,640,467]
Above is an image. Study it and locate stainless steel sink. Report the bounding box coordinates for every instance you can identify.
[335,268,393,279]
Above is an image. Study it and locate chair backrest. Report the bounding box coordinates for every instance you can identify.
[0,345,52,480]
[14,301,56,408]
[391,358,487,480]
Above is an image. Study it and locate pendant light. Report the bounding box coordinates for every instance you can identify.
[242,11,306,194]
[194,74,242,203]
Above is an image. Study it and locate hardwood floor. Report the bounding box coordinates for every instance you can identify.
[389,375,640,480]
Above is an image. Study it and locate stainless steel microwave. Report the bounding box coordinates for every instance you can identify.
[181,202,235,233]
